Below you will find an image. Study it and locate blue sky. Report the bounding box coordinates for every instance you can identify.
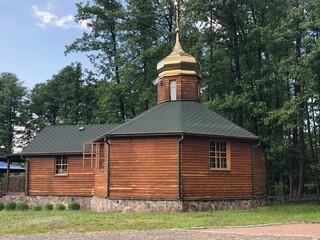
[0,0,92,89]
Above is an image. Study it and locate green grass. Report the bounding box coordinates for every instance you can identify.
[0,204,319,235]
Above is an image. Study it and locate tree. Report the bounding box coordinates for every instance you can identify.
[29,63,85,125]
[0,72,26,154]
[66,0,126,122]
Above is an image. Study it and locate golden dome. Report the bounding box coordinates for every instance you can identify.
[156,31,200,78]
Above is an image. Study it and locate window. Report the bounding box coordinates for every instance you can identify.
[55,156,68,175]
[209,141,229,170]
[170,80,177,101]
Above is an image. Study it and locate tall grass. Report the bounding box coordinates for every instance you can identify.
[0,204,319,235]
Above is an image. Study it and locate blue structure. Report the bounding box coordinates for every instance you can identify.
[0,161,24,173]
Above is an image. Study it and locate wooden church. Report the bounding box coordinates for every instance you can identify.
[18,9,267,212]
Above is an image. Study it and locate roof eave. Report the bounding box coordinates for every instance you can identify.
[104,131,260,141]
[21,151,83,157]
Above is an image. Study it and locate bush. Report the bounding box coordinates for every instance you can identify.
[43,203,54,211]
[32,205,42,211]
[4,202,17,211]
[16,202,29,211]
[55,203,65,211]
[68,202,80,211]
[0,202,4,211]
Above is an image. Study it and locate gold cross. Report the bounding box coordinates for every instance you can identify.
[174,0,179,33]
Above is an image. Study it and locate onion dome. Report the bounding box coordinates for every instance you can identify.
[156,30,200,78]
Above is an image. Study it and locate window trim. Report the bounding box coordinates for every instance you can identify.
[55,156,68,176]
[209,140,231,171]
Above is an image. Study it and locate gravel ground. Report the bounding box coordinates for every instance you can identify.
[0,223,319,240]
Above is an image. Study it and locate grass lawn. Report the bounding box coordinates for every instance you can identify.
[0,204,319,235]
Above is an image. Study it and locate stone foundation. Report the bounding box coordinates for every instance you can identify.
[91,197,183,212]
[0,195,266,212]
[181,199,265,211]
[0,195,92,210]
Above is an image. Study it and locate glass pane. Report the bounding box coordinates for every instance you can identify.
[210,142,215,151]
[221,153,226,157]
[217,159,220,168]
[56,158,61,164]
[63,157,67,164]
[220,142,226,151]
[210,152,215,156]
[221,158,227,168]
[210,158,215,168]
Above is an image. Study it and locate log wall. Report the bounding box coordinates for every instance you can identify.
[157,75,200,103]
[27,155,95,196]
[254,145,267,196]
[93,143,108,197]
[181,137,266,200]
[109,137,179,200]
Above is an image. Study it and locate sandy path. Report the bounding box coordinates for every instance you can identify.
[198,223,320,239]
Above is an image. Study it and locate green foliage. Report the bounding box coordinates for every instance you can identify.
[4,202,17,211]
[32,205,42,211]
[43,203,53,211]
[68,202,80,211]
[29,63,85,125]
[0,203,4,211]
[0,72,27,154]
[55,203,65,211]
[2,0,320,199]
[16,203,29,211]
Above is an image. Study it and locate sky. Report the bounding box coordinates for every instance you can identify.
[0,0,92,90]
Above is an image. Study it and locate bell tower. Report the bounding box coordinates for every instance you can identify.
[154,0,201,104]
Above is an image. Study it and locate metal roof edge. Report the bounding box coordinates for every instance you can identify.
[21,151,82,157]
[103,131,260,141]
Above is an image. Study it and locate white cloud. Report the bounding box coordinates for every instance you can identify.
[32,5,88,30]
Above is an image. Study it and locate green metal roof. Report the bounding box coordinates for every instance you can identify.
[102,101,258,140]
[22,124,118,155]
[22,102,258,155]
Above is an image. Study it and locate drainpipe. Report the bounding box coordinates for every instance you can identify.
[105,138,111,198]
[177,135,184,200]
[252,141,261,199]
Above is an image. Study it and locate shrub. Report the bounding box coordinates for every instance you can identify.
[5,202,17,211]
[43,203,54,211]
[16,202,29,211]
[55,203,65,211]
[0,202,4,211]
[32,205,42,211]
[68,202,80,211]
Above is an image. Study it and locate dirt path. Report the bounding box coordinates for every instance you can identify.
[197,223,320,239]
[0,223,319,240]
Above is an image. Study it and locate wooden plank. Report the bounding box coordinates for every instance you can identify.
[27,156,95,196]
[109,136,179,200]
[180,137,263,200]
